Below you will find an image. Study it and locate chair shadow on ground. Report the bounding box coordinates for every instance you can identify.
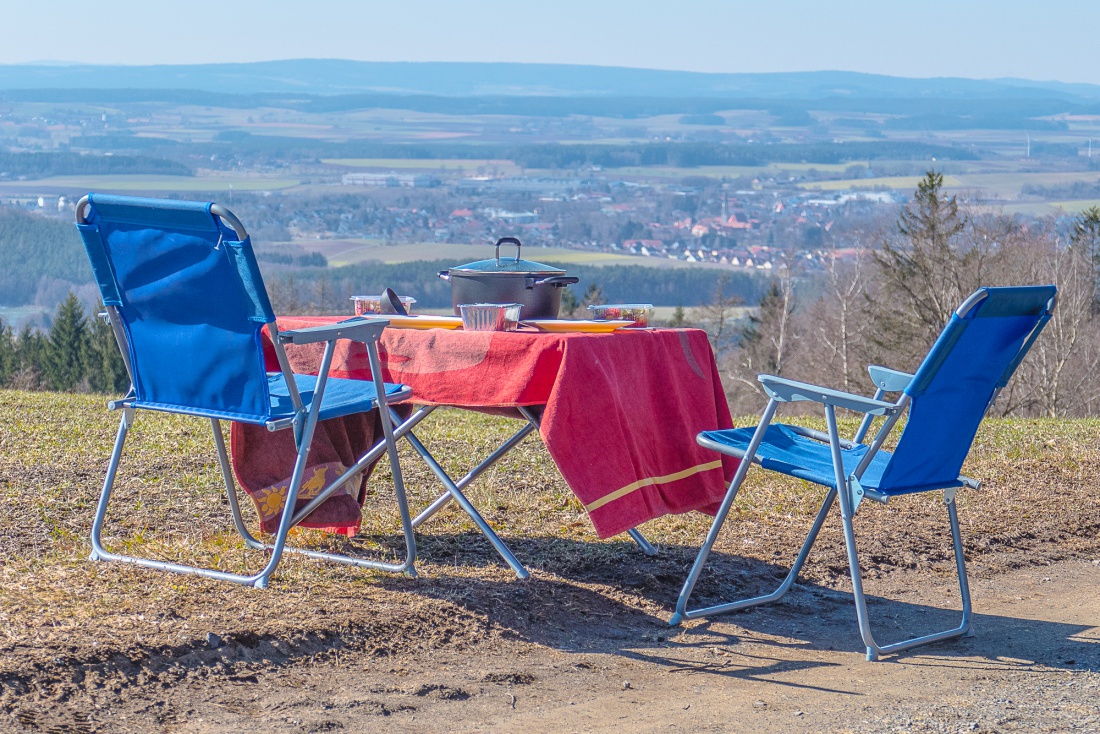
[354,530,1100,683]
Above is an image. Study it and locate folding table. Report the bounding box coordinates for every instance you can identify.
[233,318,738,578]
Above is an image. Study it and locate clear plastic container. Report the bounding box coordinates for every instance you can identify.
[587,303,653,328]
[351,295,417,316]
[459,303,522,331]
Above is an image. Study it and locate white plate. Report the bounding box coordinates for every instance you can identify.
[523,319,635,333]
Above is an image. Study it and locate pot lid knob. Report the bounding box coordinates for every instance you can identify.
[495,237,522,265]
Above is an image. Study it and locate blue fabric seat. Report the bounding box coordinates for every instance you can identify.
[76,193,418,588]
[673,286,1057,661]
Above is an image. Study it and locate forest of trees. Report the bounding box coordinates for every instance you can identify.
[5,171,1100,423]
[698,171,1100,417]
[0,151,192,177]
[0,292,127,393]
[0,208,91,305]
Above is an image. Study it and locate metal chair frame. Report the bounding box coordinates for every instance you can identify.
[79,196,417,588]
[671,288,1056,660]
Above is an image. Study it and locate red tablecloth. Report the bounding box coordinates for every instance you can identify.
[232,320,737,539]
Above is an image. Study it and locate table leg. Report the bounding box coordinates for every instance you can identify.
[396,408,531,580]
[520,406,659,558]
[626,527,658,556]
[411,419,538,528]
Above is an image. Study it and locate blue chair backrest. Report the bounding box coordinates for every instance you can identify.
[77,194,278,423]
[876,285,1056,494]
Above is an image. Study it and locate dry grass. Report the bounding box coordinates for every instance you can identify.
[1,389,1098,683]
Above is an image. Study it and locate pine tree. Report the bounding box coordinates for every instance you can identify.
[667,304,687,328]
[559,286,580,319]
[12,325,43,390]
[85,307,130,394]
[1071,206,1100,310]
[0,320,16,387]
[580,283,606,310]
[870,170,990,362]
[42,292,88,391]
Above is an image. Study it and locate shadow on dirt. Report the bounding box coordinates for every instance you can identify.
[375,533,1099,676]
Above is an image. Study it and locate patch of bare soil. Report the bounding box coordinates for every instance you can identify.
[3,560,1098,733]
[1,396,1099,731]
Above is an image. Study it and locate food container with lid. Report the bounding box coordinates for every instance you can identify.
[458,303,522,331]
[587,303,653,328]
[351,294,416,316]
[438,237,579,320]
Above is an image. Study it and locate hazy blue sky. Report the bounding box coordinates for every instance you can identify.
[7,0,1099,84]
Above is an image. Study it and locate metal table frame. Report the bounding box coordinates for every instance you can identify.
[392,403,657,580]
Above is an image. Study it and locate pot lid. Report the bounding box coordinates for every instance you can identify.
[449,237,565,276]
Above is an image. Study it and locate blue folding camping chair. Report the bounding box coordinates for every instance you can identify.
[672,286,1056,660]
[76,194,417,588]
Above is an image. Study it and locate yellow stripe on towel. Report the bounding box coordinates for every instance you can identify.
[585,460,724,512]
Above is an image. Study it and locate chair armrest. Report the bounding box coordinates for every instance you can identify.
[758,375,899,416]
[278,316,389,345]
[867,365,914,393]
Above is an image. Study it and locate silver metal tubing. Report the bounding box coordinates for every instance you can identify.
[411,419,538,528]
[676,487,836,623]
[670,398,779,626]
[291,405,434,528]
[401,425,530,579]
[103,306,135,385]
[831,405,973,661]
[788,424,857,449]
[366,336,417,575]
[90,409,278,586]
[89,407,134,562]
[212,418,265,551]
[865,497,973,658]
[268,322,303,413]
[954,289,989,318]
[626,528,658,556]
[829,405,881,659]
[851,394,910,480]
[852,388,887,445]
[209,203,248,240]
[75,195,91,224]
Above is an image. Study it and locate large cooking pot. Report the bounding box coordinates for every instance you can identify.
[438,237,579,319]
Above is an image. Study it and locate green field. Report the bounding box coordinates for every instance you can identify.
[801,175,964,191]
[298,239,718,269]
[0,175,300,193]
[323,158,522,175]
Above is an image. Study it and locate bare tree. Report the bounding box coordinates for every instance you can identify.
[812,246,872,391]
[1000,220,1100,417]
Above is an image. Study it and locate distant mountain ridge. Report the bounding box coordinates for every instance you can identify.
[2,60,1100,101]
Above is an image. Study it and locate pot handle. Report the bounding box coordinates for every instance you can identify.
[494,237,523,264]
[437,270,451,281]
[532,275,579,287]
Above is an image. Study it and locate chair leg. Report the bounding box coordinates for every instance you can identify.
[671,399,779,626]
[670,484,835,626]
[210,415,421,580]
[89,407,134,563]
[836,481,973,660]
[88,409,293,587]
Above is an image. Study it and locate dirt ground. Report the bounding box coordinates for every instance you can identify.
[2,395,1099,732]
[3,557,1098,733]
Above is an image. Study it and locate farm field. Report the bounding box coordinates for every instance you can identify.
[0,174,301,194]
[1,390,1097,731]
[800,170,1100,200]
[801,174,964,192]
[298,239,731,269]
[324,158,522,175]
